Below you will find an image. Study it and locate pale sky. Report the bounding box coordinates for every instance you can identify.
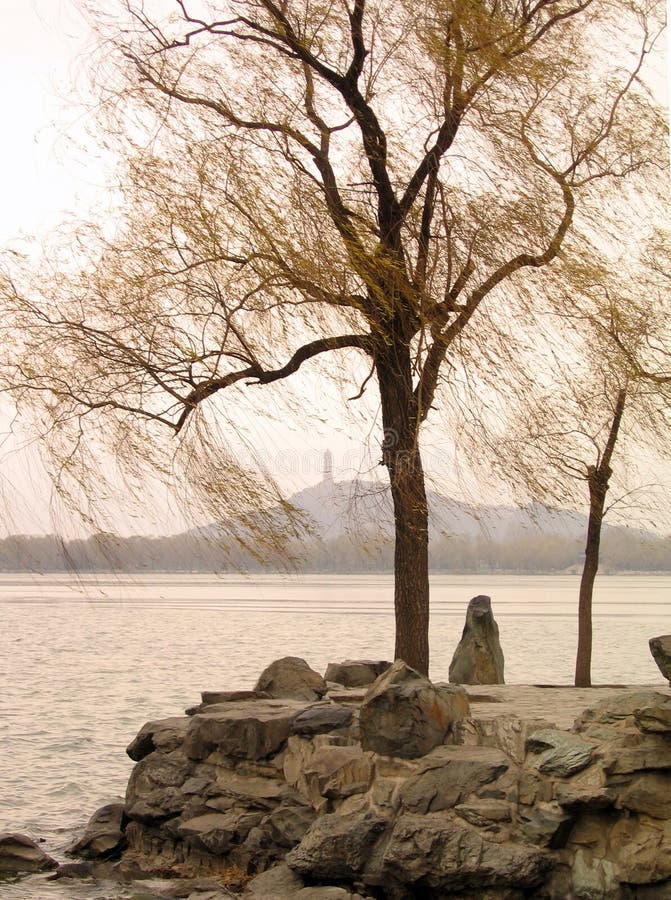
[0,1,669,537]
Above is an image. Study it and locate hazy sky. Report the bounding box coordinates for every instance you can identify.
[0,1,668,537]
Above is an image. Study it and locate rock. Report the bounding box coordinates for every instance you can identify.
[599,734,671,774]
[291,703,353,736]
[0,832,58,873]
[125,750,196,822]
[526,728,595,777]
[178,810,264,854]
[286,812,387,881]
[68,802,127,859]
[127,717,192,761]
[246,861,304,896]
[324,660,392,688]
[574,691,667,730]
[207,772,290,811]
[634,694,671,733]
[449,595,505,685]
[284,738,373,810]
[186,699,308,761]
[397,745,511,813]
[454,714,554,765]
[263,805,317,849]
[255,658,328,701]
[518,801,573,848]
[613,771,671,818]
[187,690,272,714]
[47,861,96,879]
[379,814,551,892]
[608,813,671,884]
[649,635,671,684]
[358,660,456,758]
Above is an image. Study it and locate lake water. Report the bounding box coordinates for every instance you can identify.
[1,572,669,898]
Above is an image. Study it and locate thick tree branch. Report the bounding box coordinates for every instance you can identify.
[174,333,371,433]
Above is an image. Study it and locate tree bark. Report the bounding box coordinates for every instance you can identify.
[574,388,627,687]
[575,471,609,687]
[376,343,430,675]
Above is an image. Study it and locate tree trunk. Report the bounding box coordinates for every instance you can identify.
[575,473,608,687]
[574,388,627,687]
[376,345,430,676]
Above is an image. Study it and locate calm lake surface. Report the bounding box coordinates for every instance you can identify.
[1,572,669,898]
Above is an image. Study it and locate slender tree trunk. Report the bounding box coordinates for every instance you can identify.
[574,388,627,687]
[575,475,608,687]
[376,344,430,676]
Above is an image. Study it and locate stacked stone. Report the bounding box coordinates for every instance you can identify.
[54,656,670,899]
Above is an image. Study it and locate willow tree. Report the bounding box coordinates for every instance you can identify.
[0,0,666,674]
[488,229,671,686]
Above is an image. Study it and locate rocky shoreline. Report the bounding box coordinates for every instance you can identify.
[3,657,671,899]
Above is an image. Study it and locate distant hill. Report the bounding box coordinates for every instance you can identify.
[274,475,630,543]
[0,474,667,573]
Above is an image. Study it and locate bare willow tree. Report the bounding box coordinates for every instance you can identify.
[0,0,666,674]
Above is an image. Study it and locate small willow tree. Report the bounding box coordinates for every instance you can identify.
[488,230,671,686]
[0,0,666,674]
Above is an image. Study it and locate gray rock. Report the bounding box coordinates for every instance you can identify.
[263,804,317,849]
[187,690,272,714]
[67,803,127,859]
[449,595,505,685]
[397,745,510,813]
[0,833,58,873]
[291,703,353,736]
[127,717,192,761]
[380,814,551,892]
[358,660,455,758]
[206,772,290,811]
[324,660,392,688]
[286,812,387,880]
[186,699,308,761]
[178,810,264,854]
[649,634,671,684]
[573,691,666,730]
[124,750,197,822]
[255,657,328,701]
[526,728,595,777]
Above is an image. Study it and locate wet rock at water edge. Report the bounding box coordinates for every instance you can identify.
[0,833,58,873]
[67,802,128,860]
[358,659,464,758]
[255,657,328,702]
[449,595,505,685]
[649,635,671,685]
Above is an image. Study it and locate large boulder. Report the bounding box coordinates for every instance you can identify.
[286,811,387,881]
[255,658,328,701]
[649,635,671,684]
[358,660,465,759]
[449,595,505,685]
[380,814,551,893]
[324,660,392,688]
[67,803,127,860]
[185,699,308,761]
[0,833,58,874]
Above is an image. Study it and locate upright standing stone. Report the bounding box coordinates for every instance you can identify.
[649,635,671,685]
[449,595,505,685]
